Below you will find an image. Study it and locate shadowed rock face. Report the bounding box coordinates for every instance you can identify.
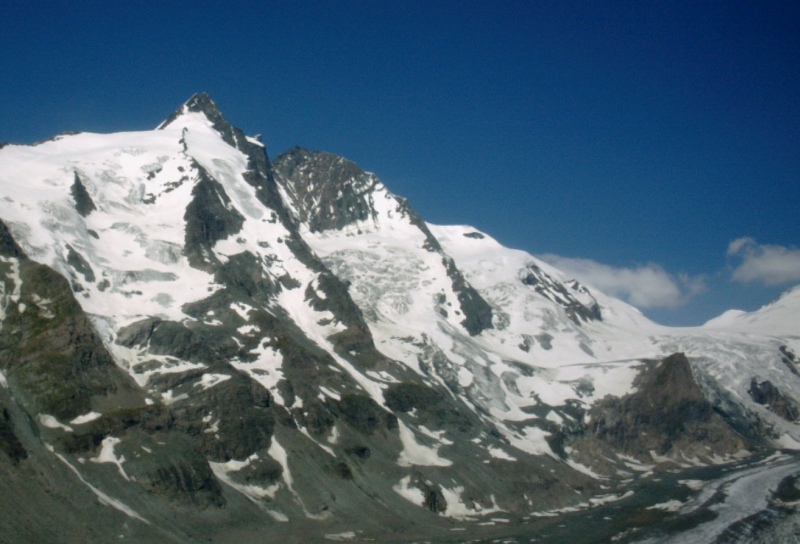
[70,172,96,217]
[0,259,142,421]
[520,263,602,324]
[272,147,495,336]
[780,345,799,375]
[586,353,749,461]
[183,167,245,271]
[0,219,24,259]
[749,378,800,422]
[0,233,229,517]
[0,406,26,464]
[272,148,378,233]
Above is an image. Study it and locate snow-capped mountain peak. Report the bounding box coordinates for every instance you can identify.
[702,284,800,336]
[0,94,799,543]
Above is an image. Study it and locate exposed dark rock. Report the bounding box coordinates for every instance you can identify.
[536,333,554,350]
[117,430,225,509]
[774,474,800,503]
[228,454,284,489]
[70,172,96,217]
[65,244,95,283]
[306,271,386,368]
[164,371,277,461]
[384,383,444,412]
[779,345,799,376]
[333,394,397,436]
[749,377,799,422]
[343,445,371,460]
[183,167,244,270]
[59,403,173,454]
[272,148,378,233]
[422,483,447,513]
[587,353,749,460]
[520,264,602,323]
[295,399,335,436]
[117,318,238,366]
[215,251,281,300]
[0,260,143,420]
[442,255,494,335]
[115,316,162,347]
[325,460,353,480]
[0,219,24,258]
[0,406,27,464]
[384,382,474,432]
[273,147,495,337]
[519,335,534,352]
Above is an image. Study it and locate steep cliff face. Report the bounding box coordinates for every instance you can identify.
[582,354,749,463]
[274,148,381,233]
[0,95,798,543]
[273,147,495,337]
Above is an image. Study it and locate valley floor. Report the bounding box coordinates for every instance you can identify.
[192,451,800,544]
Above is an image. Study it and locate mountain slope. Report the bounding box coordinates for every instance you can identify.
[0,94,798,542]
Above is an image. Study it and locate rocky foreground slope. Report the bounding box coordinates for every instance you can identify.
[0,94,798,543]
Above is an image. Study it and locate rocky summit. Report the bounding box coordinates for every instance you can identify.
[0,94,798,543]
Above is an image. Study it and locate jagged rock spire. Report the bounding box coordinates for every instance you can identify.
[159,93,277,199]
[158,93,244,148]
[178,93,228,129]
[159,93,224,126]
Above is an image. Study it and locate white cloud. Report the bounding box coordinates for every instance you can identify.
[727,237,800,286]
[538,254,705,309]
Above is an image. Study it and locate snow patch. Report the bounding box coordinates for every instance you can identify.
[647,499,687,512]
[209,454,286,521]
[90,436,130,481]
[565,458,604,479]
[319,385,341,401]
[397,420,452,467]
[487,446,517,461]
[679,479,705,491]
[39,414,73,432]
[500,425,555,458]
[325,531,357,541]
[230,343,285,405]
[441,487,503,520]
[70,411,102,425]
[194,373,232,390]
[393,476,426,507]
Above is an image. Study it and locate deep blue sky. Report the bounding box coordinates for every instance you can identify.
[2,1,799,325]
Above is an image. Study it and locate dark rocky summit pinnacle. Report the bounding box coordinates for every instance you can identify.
[160,93,251,153]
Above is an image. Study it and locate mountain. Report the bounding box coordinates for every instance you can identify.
[0,93,798,543]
